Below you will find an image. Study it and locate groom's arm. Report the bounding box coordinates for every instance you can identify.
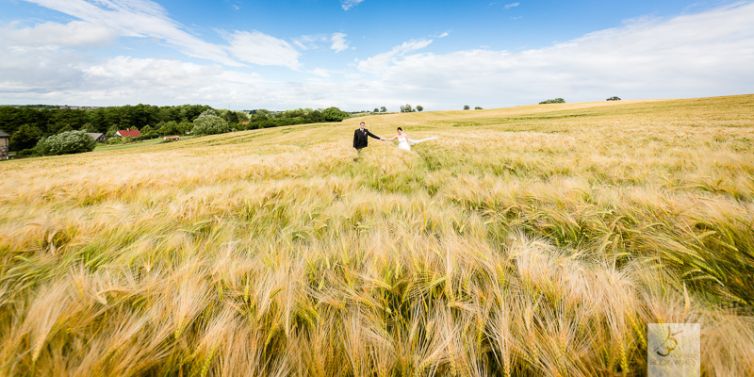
[366,129,381,140]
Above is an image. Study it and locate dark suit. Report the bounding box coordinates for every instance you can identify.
[353,128,381,149]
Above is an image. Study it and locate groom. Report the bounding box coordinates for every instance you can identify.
[353,121,382,160]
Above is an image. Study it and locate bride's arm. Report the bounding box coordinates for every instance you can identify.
[409,136,438,145]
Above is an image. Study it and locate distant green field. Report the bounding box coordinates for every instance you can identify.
[1,95,753,376]
[94,137,167,152]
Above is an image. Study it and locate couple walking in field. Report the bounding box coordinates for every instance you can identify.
[352,121,437,159]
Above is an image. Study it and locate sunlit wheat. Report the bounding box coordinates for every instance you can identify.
[1,95,753,376]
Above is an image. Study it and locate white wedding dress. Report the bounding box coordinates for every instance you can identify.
[397,134,437,151]
[397,134,412,151]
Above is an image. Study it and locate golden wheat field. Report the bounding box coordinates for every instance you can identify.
[1,95,753,376]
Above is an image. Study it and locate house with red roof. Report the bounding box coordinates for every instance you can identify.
[115,128,141,138]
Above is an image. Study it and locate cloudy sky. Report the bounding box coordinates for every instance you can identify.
[1,0,753,110]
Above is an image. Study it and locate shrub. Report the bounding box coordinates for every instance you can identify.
[416,105,424,112]
[475,106,483,110]
[106,137,129,145]
[539,98,566,104]
[322,107,349,121]
[15,148,37,157]
[35,130,96,156]
[138,125,160,140]
[463,105,470,110]
[607,96,622,101]
[192,111,231,135]
[380,106,387,113]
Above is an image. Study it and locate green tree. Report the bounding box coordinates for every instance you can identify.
[191,111,231,135]
[539,98,566,104]
[380,106,387,113]
[48,108,86,134]
[35,130,96,155]
[140,125,158,139]
[157,121,180,136]
[373,108,379,113]
[322,107,349,121]
[400,104,413,113]
[10,124,42,151]
[463,105,470,110]
[178,121,194,134]
[223,110,240,124]
[416,105,424,112]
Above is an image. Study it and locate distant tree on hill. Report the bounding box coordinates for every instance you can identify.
[416,105,424,112]
[607,96,622,101]
[475,106,483,110]
[400,104,414,113]
[463,105,470,110]
[380,106,387,112]
[539,98,566,104]
[373,108,379,113]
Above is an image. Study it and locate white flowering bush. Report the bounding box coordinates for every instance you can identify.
[35,130,96,155]
[192,110,231,135]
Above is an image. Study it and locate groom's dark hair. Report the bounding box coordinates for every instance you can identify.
[359,122,365,126]
[397,127,403,131]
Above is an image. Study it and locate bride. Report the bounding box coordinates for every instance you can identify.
[385,127,437,151]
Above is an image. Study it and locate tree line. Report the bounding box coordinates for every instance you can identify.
[0,104,350,155]
[245,107,349,129]
[0,104,212,153]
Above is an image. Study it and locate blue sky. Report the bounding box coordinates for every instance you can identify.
[1,0,753,110]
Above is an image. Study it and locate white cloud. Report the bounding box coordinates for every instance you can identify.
[504,2,520,10]
[3,2,754,110]
[227,31,300,69]
[1,20,115,47]
[357,39,434,73]
[331,33,349,53]
[23,0,241,66]
[16,56,375,109]
[310,68,331,78]
[293,32,349,53]
[292,34,322,50]
[80,57,268,105]
[341,0,364,11]
[437,32,450,38]
[20,0,309,70]
[352,2,754,107]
